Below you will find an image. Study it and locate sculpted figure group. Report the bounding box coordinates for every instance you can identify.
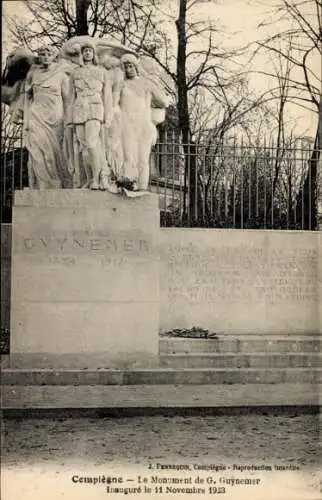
[2,37,169,194]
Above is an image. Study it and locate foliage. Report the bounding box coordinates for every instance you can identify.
[0,328,10,354]
[0,145,29,223]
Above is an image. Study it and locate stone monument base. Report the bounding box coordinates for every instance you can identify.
[10,190,160,368]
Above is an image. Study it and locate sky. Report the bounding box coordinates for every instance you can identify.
[2,0,320,138]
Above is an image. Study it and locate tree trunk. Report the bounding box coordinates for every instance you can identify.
[176,0,196,222]
[176,0,190,144]
[297,99,321,230]
[318,98,322,229]
[76,0,90,36]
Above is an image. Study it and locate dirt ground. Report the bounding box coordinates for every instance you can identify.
[1,411,321,500]
[2,412,321,468]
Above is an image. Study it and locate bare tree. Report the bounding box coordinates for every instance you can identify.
[7,0,308,226]
[4,0,160,49]
[256,0,322,228]
[1,105,22,154]
[5,0,259,140]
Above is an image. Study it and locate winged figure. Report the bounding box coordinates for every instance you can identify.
[2,37,170,193]
[61,36,170,193]
[2,46,74,188]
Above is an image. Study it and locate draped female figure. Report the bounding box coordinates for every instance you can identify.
[23,46,72,189]
[117,54,169,191]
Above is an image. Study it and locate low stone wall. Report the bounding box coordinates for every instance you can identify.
[1,224,321,337]
[1,224,11,331]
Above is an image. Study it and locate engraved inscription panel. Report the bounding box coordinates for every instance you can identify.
[13,229,156,302]
[13,230,152,269]
[164,244,318,303]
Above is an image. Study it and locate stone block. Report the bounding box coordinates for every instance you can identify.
[2,368,322,386]
[159,336,322,355]
[10,190,160,368]
[159,353,322,369]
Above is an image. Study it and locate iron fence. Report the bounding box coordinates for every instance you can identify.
[1,130,319,230]
[151,136,319,230]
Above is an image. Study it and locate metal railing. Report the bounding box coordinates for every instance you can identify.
[151,136,319,230]
[1,131,319,230]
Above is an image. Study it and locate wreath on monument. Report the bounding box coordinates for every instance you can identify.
[160,327,218,339]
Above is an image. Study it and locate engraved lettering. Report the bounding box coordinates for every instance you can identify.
[105,239,117,251]
[90,238,103,251]
[73,238,85,248]
[40,237,50,247]
[139,239,149,252]
[124,239,135,251]
[23,238,35,250]
[57,238,67,250]
[165,245,318,303]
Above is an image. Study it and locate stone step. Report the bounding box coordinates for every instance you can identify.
[159,336,322,354]
[2,368,322,385]
[1,383,321,411]
[159,353,322,369]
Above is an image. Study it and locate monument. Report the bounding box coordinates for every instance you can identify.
[2,36,319,372]
[2,36,169,368]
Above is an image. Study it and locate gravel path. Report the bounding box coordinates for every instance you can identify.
[1,412,321,500]
[2,413,321,467]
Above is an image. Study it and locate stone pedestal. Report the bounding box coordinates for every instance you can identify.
[10,190,160,368]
